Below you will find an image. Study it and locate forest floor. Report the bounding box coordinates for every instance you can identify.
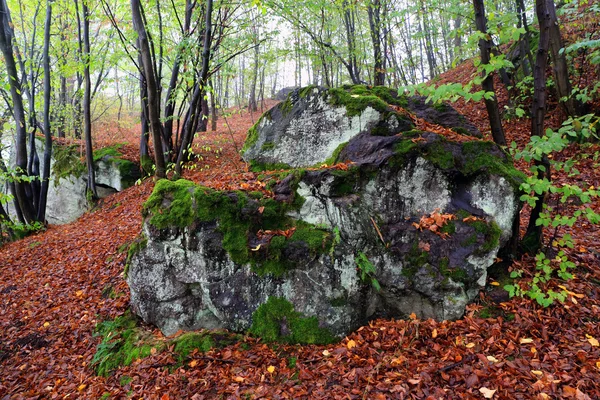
[1,74,600,398]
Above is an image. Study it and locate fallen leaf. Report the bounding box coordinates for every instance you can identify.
[78,384,87,391]
[234,376,245,383]
[322,350,330,356]
[407,378,421,385]
[188,360,198,368]
[586,334,599,347]
[520,338,534,344]
[267,365,275,374]
[490,281,500,286]
[465,342,475,348]
[486,355,499,362]
[43,322,50,328]
[432,328,438,338]
[250,244,261,251]
[479,387,497,398]
[347,339,357,349]
[531,370,544,376]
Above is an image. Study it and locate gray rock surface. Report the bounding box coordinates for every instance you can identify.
[0,137,139,224]
[128,87,522,340]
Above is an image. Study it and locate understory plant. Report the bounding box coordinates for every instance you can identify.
[505,115,600,306]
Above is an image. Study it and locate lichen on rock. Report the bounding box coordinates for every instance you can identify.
[127,85,523,342]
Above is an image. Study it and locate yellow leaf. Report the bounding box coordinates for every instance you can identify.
[531,370,543,376]
[531,347,537,354]
[431,329,438,339]
[43,322,50,328]
[596,361,600,369]
[267,365,275,374]
[75,290,84,297]
[465,342,475,348]
[519,338,534,344]
[486,355,499,363]
[409,313,417,320]
[77,384,87,391]
[188,360,198,368]
[322,350,330,356]
[586,334,599,347]
[490,281,500,286]
[479,387,497,398]
[347,339,357,349]
[234,376,245,383]
[250,244,261,251]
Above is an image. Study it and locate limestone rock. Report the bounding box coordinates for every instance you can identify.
[242,85,480,170]
[129,137,523,340]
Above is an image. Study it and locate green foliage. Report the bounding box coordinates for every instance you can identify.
[328,85,408,117]
[355,252,381,291]
[249,297,335,344]
[91,312,163,377]
[505,117,600,306]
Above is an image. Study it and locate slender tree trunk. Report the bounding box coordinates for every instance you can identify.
[473,0,507,146]
[523,0,552,253]
[546,0,582,116]
[82,1,97,199]
[38,0,53,222]
[367,0,385,85]
[0,0,36,223]
[131,0,166,178]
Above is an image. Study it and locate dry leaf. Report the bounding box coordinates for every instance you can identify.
[347,339,357,349]
[234,376,245,383]
[586,334,599,347]
[486,355,499,363]
[322,350,330,356]
[77,384,87,391]
[250,244,261,251]
[479,387,497,398]
[490,281,500,286]
[520,338,534,344]
[531,370,544,376]
[188,359,198,368]
[432,328,438,339]
[267,365,275,374]
[465,342,475,348]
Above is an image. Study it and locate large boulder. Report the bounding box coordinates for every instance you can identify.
[127,86,523,340]
[1,139,140,224]
[242,85,480,170]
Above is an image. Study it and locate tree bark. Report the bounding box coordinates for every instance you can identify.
[473,0,507,146]
[0,0,36,223]
[367,0,385,85]
[131,0,166,178]
[82,0,97,199]
[37,0,53,222]
[523,0,552,253]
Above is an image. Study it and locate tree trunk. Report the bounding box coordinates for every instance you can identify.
[523,0,552,253]
[131,0,166,178]
[546,0,582,116]
[0,0,36,223]
[82,1,97,200]
[473,0,507,146]
[367,0,385,85]
[37,0,53,222]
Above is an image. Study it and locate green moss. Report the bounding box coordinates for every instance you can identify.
[140,155,154,176]
[423,141,455,170]
[452,127,469,135]
[323,142,348,166]
[91,311,164,377]
[403,241,429,277]
[92,312,239,376]
[144,178,331,277]
[289,221,331,253]
[261,142,275,151]
[327,87,391,117]
[439,257,468,282]
[433,102,449,112]
[143,179,197,229]
[440,221,456,235]
[124,235,148,278]
[52,144,86,185]
[93,144,125,162]
[241,119,261,154]
[461,141,527,189]
[249,297,336,344]
[327,167,361,196]
[298,85,319,98]
[459,212,502,253]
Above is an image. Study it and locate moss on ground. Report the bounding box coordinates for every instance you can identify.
[249,297,336,344]
[91,312,239,376]
[91,311,164,377]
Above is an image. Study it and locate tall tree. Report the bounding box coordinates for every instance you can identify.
[130,0,167,178]
[473,0,507,146]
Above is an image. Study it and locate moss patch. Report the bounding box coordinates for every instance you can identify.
[323,142,348,166]
[461,141,526,189]
[91,312,164,377]
[402,241,429,278]
[91,313,239,376]
[249,297,336,344]
[52,144,86,185]
[143,178,332,277]
[123,235,148,278]
[241,119,261,154]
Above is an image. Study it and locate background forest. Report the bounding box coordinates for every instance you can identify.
[1,0,600,398]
